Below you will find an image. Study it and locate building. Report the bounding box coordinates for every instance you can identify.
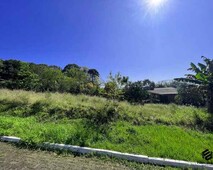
[148,87,178,103]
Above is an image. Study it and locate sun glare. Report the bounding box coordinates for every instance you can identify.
[144,0,168,15]
[149,0,166,7]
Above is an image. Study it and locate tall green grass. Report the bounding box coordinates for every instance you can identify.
[0,89,213,164]
[0,116,212,164]
[0,89,211,131]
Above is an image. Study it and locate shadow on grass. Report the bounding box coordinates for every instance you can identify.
[205,114,213,131]
[0,100,28,112]
[65,119,110,147]
[194,112,213,132]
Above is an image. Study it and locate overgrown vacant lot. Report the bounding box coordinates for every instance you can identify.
[0,89,213,164]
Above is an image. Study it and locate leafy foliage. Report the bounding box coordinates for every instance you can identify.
[100,72,129,100]
[62,64,80,72]
[185,57,213,113]
[88,69,100,84]
[0,59,159,103]
[0,59,100,95]
[186,56,213,84]
[175,83,206,107]
[89,101,120,125]
[175,57,213,113]
[0,59,3,79]
[123,79,155,104]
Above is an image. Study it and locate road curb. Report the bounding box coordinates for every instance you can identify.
[1,136,213,169]
[1,136,21,143]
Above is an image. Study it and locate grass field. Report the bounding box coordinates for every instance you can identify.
[0,89,213,165]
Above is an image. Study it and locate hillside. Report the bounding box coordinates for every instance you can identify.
[0,89,213,164]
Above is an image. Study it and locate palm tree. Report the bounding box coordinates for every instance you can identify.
[186,56,213,113]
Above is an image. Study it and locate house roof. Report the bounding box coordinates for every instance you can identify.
[148,87,178,95]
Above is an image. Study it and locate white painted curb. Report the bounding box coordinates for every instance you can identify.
[0,136,21,143]
[1,136,213,169]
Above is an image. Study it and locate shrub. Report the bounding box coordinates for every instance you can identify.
[175,83,206,107]
[124,81,149,104]
[89,101,120,125]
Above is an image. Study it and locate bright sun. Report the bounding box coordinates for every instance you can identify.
[144,0,168,14]
[149,0,167,8]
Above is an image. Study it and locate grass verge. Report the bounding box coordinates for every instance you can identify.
[0,89,212,165]
[0,116,212,164]
[0,89,212,131]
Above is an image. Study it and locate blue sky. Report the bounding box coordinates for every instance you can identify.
[0,0,213,82]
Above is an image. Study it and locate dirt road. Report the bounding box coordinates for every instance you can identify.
[0,142,175,170]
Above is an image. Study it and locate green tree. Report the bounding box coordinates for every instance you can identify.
[0,59,101,95]
[81,82,99,95]
[49,65,62,70]
[63,64,80,72]
[16,62,40,90]
[108,72,129,89]
[29,63,51,77]
[102,72,129,100]
[103,81,121,99]
[124,81,149,104]
[1,60,20,80]
[64,67,88,93]
[0,59,3,81]
[142,79,155,90]
[176,56,213,113]
[0,60,41,90]
[29,63,67,92]
[0,60,22,89]
[64,67,87,81]
[88,69,100,84]
[64,67,101,95]
[39,67,65,92]
[175,83,206,107]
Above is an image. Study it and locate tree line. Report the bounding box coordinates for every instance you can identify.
[0,59,156,103]
[0,59,100,95]
[0,57,213,113]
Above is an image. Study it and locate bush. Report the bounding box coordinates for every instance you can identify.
[89,101,120,125]
[175,83,206,107]
[124,81,149,104]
